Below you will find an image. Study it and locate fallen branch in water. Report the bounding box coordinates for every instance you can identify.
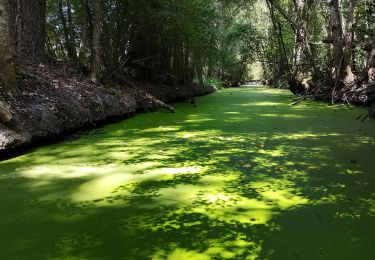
[357,102,375,121]
[143,93,176,113]
[153,99,176,113]
[290,95,313,105]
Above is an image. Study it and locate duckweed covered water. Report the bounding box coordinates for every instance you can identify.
[1,87,375,259]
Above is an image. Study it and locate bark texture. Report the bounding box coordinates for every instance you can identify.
[0,0,16,89]
[293,0,305,70]
[78,0,89,62]
[90,0,101,84]
[8,0,46,64]
[368,39,375,83]
[329,0,344,81]
[342,0,355,84]
[329,0,355,85]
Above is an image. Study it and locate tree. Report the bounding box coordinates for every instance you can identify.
[78,0,89,62]
[368,41,375,82]
[8,0,46,64]
[342,0,356,84]
[328,0,355,86]
[90,0,101,84]
[0,0,16,89]
[58,0,77,60]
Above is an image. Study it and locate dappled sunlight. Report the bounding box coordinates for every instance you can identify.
[176,130,222,140]
[137,126,181,134]
[1,87,375,259]
[145,166,205,175]
[153,239,261,260]
[276,132,343,140]
[246,101,286,107]
[154,248,211,260]
[250,180,309,210]
[260,190,308,209]
[258,113,305,119]
[182,118,216,124]
[193,194,274,224]
[71,173,139,203]
[17,162,157,180]
[364,194,375,216]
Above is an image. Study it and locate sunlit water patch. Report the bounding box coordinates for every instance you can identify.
[1,87,375,259]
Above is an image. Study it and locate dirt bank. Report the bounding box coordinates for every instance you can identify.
[0,63,215,158]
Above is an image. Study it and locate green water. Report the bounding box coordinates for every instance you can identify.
[1,87,375,259]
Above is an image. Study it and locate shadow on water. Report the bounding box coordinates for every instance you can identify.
[0,87,375,259]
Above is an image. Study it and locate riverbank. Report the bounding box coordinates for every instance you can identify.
[0,63,215,158]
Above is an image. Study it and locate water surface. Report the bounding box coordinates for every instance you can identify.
[1,87,375,259]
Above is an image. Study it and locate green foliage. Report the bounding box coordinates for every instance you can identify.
[354,0,375,70]
[45,0,261,85]
[204,78,222,90]
[45,0,374,88]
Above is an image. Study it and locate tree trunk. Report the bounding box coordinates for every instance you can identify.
[267,0,286,77]
[67,0,76,45]
[90,0,101,84]
[329,0,344,82]
[0,0,16,90]
[67,0,78,61]
[342,0,355,84]
[293,0,305,71]
[78,0,89,62]
[270,0,318,78]
[8,0,46,64]
[58,0,76,60]
[329,0,355,85]
[368,39,375,82]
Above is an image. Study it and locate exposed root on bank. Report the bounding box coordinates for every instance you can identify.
[284,74,375,113]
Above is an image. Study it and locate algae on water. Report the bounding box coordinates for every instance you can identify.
[0,87,375,259]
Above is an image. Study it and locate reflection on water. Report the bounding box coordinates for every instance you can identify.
[0,87,375,259]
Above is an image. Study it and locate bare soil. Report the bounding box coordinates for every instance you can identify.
[0,63,214,158]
